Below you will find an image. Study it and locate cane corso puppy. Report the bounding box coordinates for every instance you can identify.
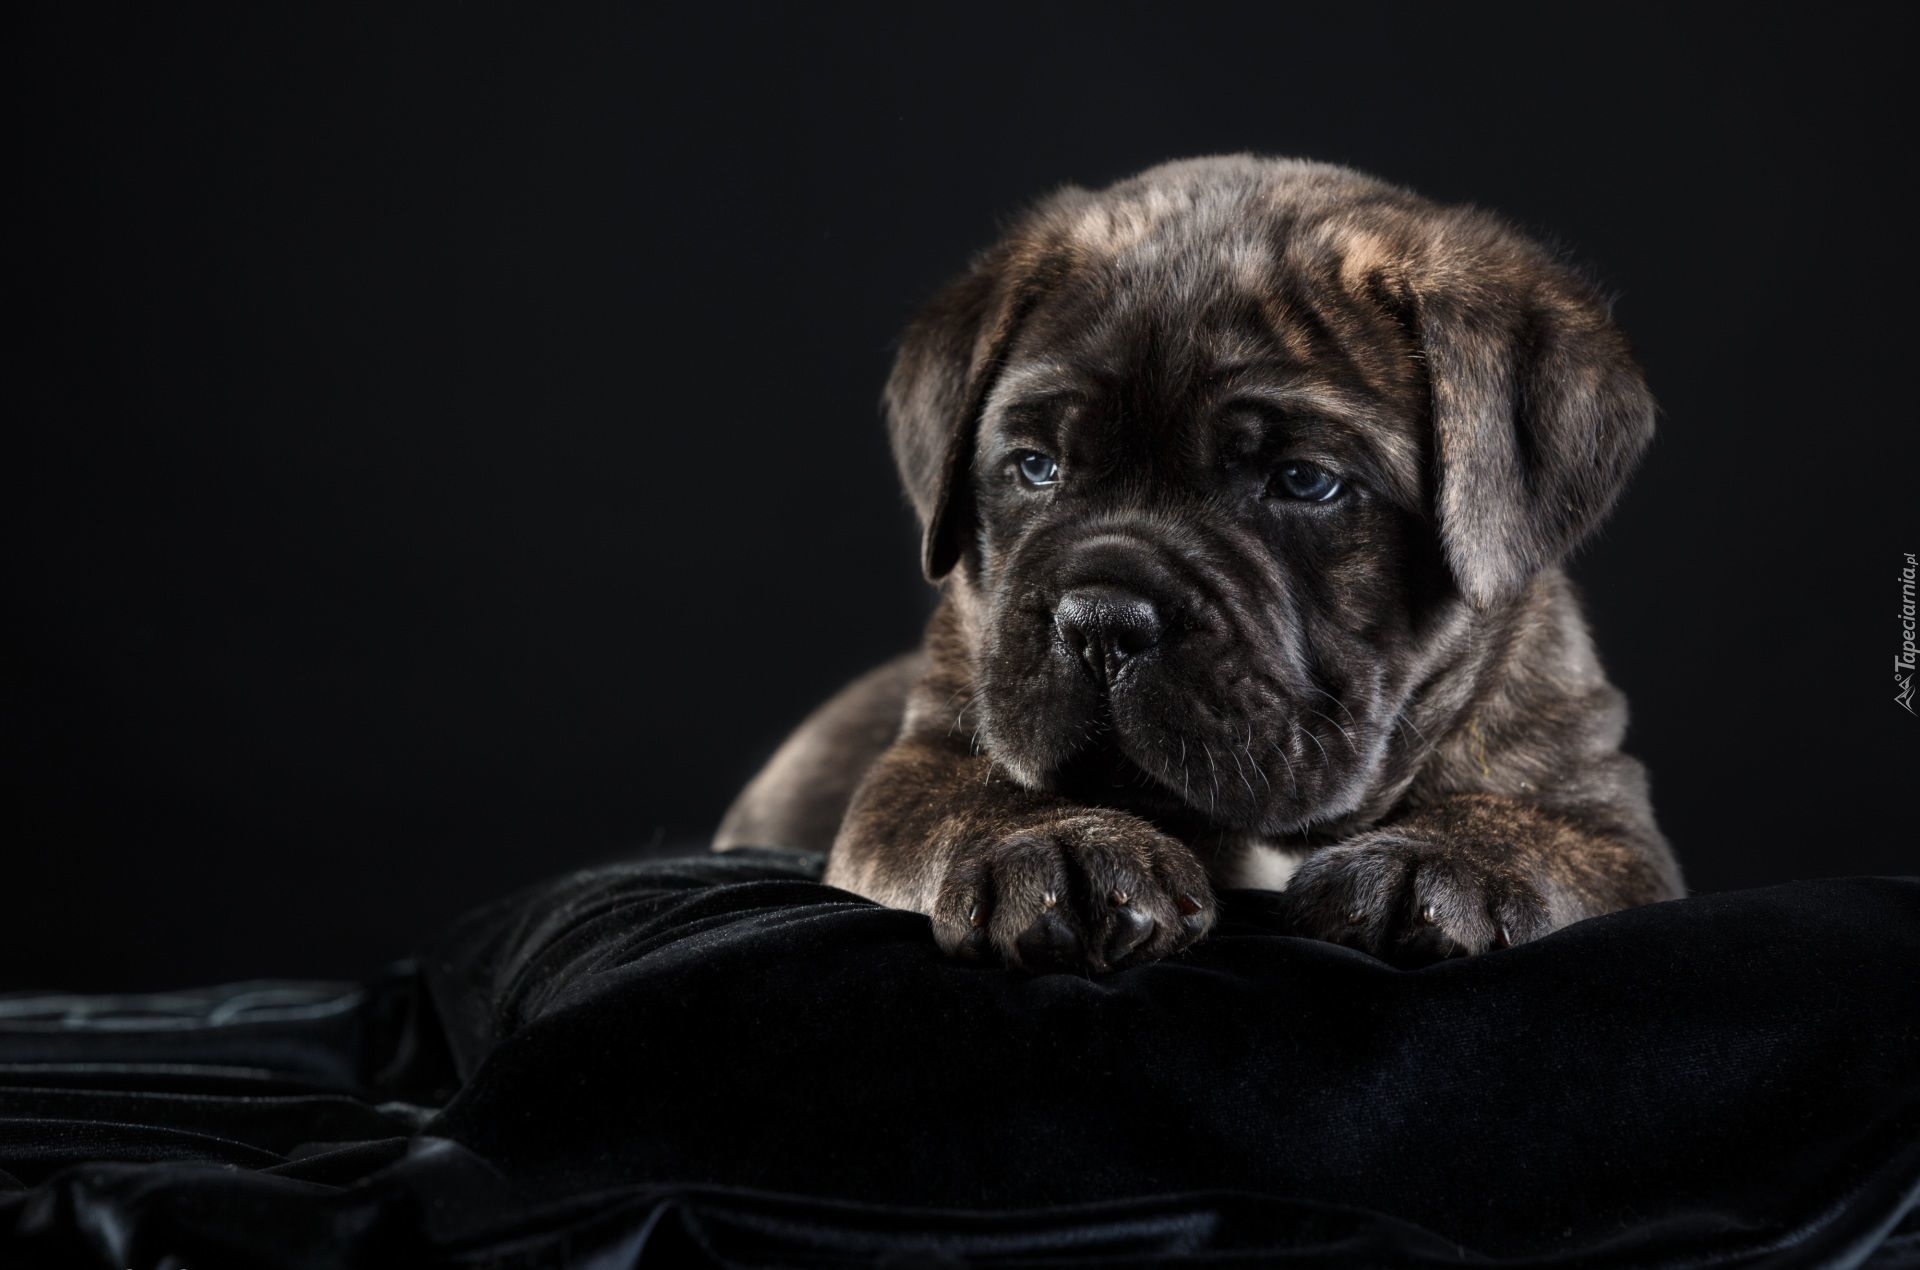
[717,155,1681,972]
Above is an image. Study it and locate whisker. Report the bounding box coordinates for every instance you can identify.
[943,687,969,737]
[1243,724,1271,792]
[1305,707,1356,754]
[1297,721,1330,772]
[1307,685,1355,726]
[1269,739,1299,797]
[1394,710,1434,757]
[1227,744,1257,803]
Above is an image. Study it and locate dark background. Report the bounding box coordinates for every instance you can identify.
[7,4,1913,991]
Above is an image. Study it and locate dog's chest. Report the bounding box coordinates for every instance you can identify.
[1222,840,1307,892]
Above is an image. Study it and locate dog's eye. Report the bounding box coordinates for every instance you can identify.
[1016,451,1060,488]
[1269,462,1344,502]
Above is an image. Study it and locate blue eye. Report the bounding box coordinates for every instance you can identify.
[1016,452,1060,488]
[1270,462,1344,502]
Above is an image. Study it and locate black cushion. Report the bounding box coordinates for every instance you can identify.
[4,850,1918,1267]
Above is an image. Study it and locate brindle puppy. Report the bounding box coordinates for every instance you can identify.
[717,155,1681,972]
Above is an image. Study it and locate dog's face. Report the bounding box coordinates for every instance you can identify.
[964,260,1436,832]
[887,157,1654,837]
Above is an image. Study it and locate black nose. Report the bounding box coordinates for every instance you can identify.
[1053,586,1162,684]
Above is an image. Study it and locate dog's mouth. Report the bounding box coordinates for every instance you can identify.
[1056,739,1276,846]
[1050,734,1175,810]
[974,522,1387,834]
[978,638,1380,836]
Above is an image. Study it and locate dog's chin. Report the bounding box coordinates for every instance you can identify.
[1048,746,1186,818]
[978,681,1346,836]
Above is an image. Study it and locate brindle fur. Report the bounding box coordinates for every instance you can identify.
[716,155,1681,972]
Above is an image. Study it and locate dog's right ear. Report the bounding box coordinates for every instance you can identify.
[1399,210,1658,611]
[885,216,1070,581]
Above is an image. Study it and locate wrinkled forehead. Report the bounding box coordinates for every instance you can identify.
[981,209,1428,506]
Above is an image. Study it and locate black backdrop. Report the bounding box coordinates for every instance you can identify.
[7,4,1914,991]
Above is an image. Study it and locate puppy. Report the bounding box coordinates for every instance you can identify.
[718,155,1681,972]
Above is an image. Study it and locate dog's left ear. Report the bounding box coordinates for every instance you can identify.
[885,198,1080,580]
[1408,212,1656,609]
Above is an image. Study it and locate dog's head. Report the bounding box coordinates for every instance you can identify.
[886,156,1653,836]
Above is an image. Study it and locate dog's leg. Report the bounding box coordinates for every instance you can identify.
[825,604,1217,972]
[1282,786,1682,966]
[714,653,922,855]
[831,734,1219,971]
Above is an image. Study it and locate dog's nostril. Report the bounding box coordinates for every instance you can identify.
[1053,586,1162,683]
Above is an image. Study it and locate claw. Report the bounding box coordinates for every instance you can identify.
[956,923,991,961]
[1103,904,1155,966]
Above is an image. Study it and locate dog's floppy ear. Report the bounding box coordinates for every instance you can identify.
[1407,213,1656,609]
[885,212,1071,580]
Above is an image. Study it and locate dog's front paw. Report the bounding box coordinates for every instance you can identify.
[1283,832,1552,966]
[929,812,1215,972]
